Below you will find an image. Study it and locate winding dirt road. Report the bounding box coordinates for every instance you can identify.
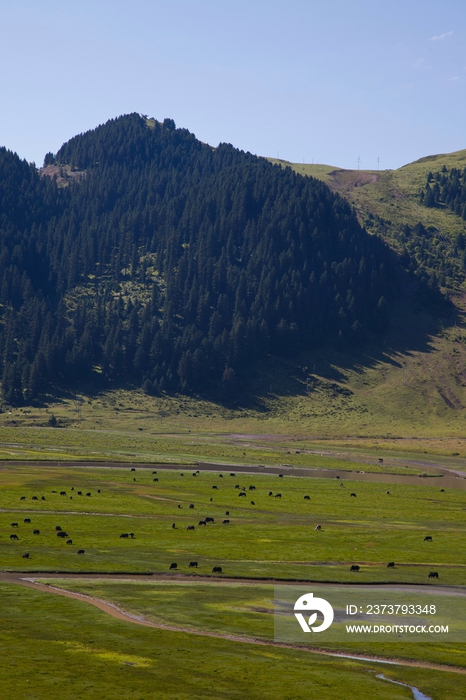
[1,572,465,676]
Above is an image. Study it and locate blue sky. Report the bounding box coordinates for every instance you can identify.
[1,0,465,169]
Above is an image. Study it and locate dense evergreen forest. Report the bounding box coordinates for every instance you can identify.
[421,166,466,219]
[0,114,401,403]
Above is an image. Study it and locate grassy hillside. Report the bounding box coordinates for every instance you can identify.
[271,149,466,289]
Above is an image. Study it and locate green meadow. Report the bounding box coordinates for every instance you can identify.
[1,465,465,583]
[1,582,450,700]
[1,461,465,699]
[38,578,466,671]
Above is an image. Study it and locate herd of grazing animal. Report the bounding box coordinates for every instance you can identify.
[4,467,446,580]
[4,487,101,558]
[7,517,85,557]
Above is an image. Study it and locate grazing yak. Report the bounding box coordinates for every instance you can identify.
[238,492,246,497]
[57,531,68,538]
[350,493,357,497]
[212,485,218,490]
[55,526,62,531]
[424,536,433,542]
[189,561,198,568]
[275,493,282,498]
[429,572,439,578]
[41,496,46,500]
[250,501,255,505]
[222,519,230,524]
[32,496,38,500]
[225,511,230,516]
[11,523,19,527]
[120,533,129,538]
[33,530,40,535]
[169,562,178,570]
[304,496,310,500]
[199,520,206,526]
[248,486,256,491]
[66,540,73,545]
[205,517,214,523]
[268,491,273,496]
[189,504,195,509]
[279,474,284,478]
[20,496,26,501]
[387,562,395,568]
[230,473,236,477]
[212,566,222,573]
[77,550,85,555]
[131,468,136,471]
[77,491,82,495]
[60,491,66,496]
[10,534,19,540]
[315,525,321,531]
[350,565,360,572]
[153,478,158,482]
[187,525,195,530]
[219,474,223,478]
[22,553,29,559]
[152,471,157,474]
[172,523,176,529]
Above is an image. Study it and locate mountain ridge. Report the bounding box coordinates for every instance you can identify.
[0,113,401,405]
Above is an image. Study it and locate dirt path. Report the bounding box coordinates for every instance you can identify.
[2,572,465,676]
[2,458,465,489]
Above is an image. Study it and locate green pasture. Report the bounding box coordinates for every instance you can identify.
[1,582,446,700]
[0,422,435,471]
[40,578,466,672]
[0,465,465,583]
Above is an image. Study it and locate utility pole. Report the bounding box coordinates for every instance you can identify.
[377,156,380,171]
[357,156,361,171]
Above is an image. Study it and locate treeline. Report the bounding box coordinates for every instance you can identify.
[0,114,400,402]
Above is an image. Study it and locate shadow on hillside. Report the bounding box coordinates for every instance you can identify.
[28,285,453,417]
[213,289,453,412]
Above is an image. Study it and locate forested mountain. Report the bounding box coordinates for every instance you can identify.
[0,114,401,403]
